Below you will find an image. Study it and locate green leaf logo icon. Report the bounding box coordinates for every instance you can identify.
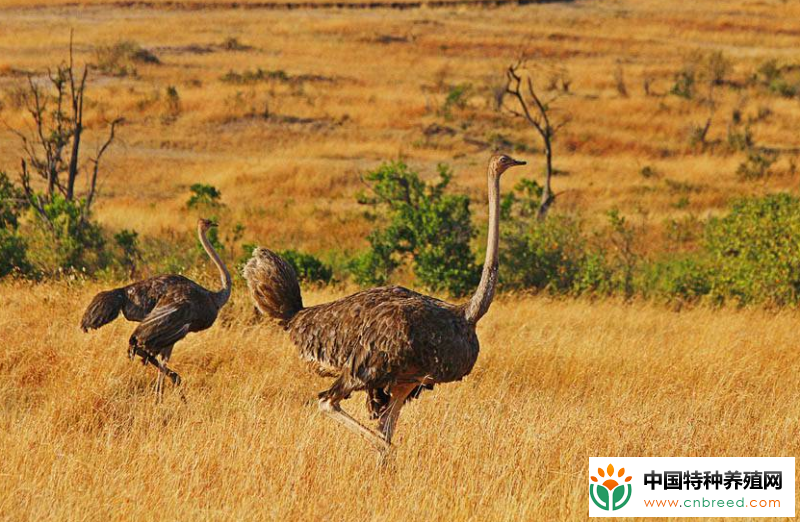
[590,464,632,511]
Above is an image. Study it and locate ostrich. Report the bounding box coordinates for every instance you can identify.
[80,218,232,399]
[243,154,525,451]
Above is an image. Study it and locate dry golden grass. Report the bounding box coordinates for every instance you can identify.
[1,0,799,255]
[1,280,799,520]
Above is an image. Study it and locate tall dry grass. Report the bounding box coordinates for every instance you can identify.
[1,279,798,520]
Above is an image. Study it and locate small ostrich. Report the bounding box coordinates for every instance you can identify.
[81,218,232,399]
[243,154,526,451]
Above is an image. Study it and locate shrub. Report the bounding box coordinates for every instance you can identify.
[113,229,141,277]
[670,50,730,99]
[704,193,800,305]
[187,184,223,209]
[727,122,753,152]
[220,68,288,85]
[640,255,711,302]
[221,37,251,51]
[25,194,106,273]
[0,229,29,277]
[441,83,472,120]
[0,171,29,276]
[0,171,25,230]
[238,243,332,285]
[499,178,582,293]
[755,59,800,98]
[736,149,778,180]
[278,249,333,285]
[670,69,696,99]
[163,85,181,122]
[640,166,658,179]
[351,161,477,296]
[95,40,159,77]
[573,251,613,296]
[605,208,642,298]
[500,214,588,293]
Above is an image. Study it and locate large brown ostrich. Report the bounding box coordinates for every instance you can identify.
[243,154,525,451]
[81,218,232,399]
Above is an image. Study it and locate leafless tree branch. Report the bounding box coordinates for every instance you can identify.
[502,59,569,221]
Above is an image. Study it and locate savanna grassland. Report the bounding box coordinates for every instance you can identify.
[2,282,800,521]
[1,0,800,520]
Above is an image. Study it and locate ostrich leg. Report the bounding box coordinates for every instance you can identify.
[318,398,389,452]
[378,383,418,445]
[319,377,389,452]
[153,345,184,402]
[317,376,389,451]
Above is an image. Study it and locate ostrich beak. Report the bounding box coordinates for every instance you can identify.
[209,221,218,227]
[510,158,527,166]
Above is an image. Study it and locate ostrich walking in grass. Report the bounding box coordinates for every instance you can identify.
[81,218,232,399]
[243,154,526,451]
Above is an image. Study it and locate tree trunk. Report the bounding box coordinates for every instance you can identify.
[537,137,554,221]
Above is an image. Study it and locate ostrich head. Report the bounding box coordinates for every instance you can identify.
[197,218,218,232]
[489,154,526,177]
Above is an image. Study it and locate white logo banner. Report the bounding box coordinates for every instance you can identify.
[588,457,794,518]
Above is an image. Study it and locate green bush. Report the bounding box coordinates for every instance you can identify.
[25,194,106,273]
[604,208,642,299]
[639,255,711,302]
[0,172,25,230]
[0,172,29,276]
[498,178,614,296]
[350,161,478,296]
[187,184,223,209]
[501,214,587,293]
[238,243,332,285]
[705,193,800,306]
[278,249,333,285]
[573,251,613,296]
[113,229,141,277]
[0,229,29,277]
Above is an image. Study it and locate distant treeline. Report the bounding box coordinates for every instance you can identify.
[3,161,800,308]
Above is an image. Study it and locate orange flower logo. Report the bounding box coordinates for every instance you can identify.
[590,463,633,511]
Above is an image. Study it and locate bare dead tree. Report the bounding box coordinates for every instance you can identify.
[503,60,570,221]
[692,79,718,151]
[6,32,122,233]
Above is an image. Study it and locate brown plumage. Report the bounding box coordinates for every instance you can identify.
[81,218,232,399]
[243,154,526,451]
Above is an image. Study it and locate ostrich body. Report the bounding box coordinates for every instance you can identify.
[81,219,232,398]
[243,154,525,451]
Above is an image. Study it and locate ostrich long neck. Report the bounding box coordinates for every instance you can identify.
[199,226,232,307]
[465,165,500,324]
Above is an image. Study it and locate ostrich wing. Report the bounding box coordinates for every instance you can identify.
[129,299,195,352]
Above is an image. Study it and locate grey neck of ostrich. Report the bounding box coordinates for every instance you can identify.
[465,164,501,325]
[199,225,232,308]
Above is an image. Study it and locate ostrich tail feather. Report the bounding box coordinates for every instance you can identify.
[243,247,304,324]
